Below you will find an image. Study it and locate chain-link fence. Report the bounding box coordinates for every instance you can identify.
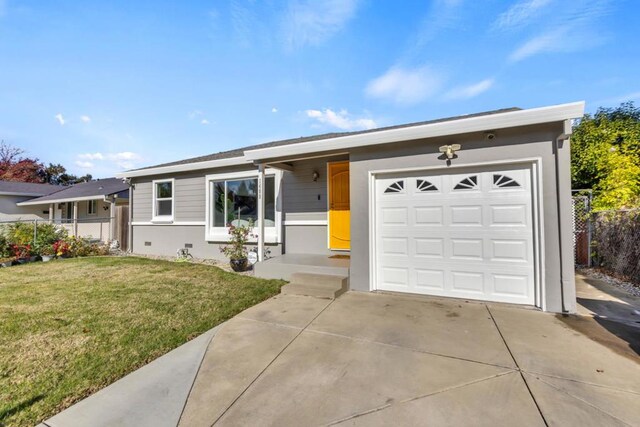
[591,209,640,284]
[572,191,592,267]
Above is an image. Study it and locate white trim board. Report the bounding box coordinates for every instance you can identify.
[131,221,205,226]
[283,220,328,226]
[17,195,109,206]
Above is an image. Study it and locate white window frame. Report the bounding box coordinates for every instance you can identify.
[87,199,97,216]
[152,178,175,223]
[204,169,282,243]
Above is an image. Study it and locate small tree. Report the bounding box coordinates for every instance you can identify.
[571,102,640,210]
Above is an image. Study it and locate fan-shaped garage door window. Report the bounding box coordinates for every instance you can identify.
[453,175,478,190]
[493,174,521,188]
[416,179,438,192]
[384,180,405,193]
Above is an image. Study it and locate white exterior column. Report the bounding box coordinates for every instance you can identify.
[49,203,54,223]
[73,201,78,237]
[257,164,265,262]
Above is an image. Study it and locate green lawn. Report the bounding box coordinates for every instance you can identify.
[0,257,284,427]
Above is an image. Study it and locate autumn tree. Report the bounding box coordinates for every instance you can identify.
[571,102,640,210]
[0,141,44,183]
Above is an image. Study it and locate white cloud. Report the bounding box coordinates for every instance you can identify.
[55,113,65,126]
[78,152,104,160]
[365,66,443,105]
[75,160,94,169]
[80,115,91,123]
[272,107,278,113]
[201,119,210,125]
[444,78,495,100]
[283,0,360,49]
[107,152,140,161]
[188,110,203,119]
[494,0,552,30]
[507,0,613,62]
[305,108,376,130]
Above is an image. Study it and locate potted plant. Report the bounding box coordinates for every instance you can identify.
[12,244,32,264]
[220,221,255,272]
[40,244,55,262]
[53,240,71,258]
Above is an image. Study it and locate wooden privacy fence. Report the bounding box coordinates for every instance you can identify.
[115,205,129,251]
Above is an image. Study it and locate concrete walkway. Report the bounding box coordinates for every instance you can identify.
[43,276,640,426]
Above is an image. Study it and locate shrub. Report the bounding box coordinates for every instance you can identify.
[65,237,110,257]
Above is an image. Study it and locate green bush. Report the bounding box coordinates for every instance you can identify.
[66,236,110,257]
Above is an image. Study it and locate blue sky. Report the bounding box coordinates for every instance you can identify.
[0,0,638,177]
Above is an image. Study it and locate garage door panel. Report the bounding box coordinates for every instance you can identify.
[414,238,444,258]
[450,239,483,260]
[450,206,483,225]
[375,165,536,305]
[450,271,484,293]
[381,267,409,287]
[415,269,445,290]
[381,237,409,256]
[414,206,444,225]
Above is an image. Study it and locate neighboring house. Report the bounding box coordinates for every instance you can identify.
[117,102,584,313]
[0,180,62,222]
[17,178,129,243]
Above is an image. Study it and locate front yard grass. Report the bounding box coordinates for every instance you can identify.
[0,256,284,427]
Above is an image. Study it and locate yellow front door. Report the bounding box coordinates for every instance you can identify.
[328,161,350,250]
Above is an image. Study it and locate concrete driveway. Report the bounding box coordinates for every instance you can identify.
[43,275,640,427]
[179,289,640,426]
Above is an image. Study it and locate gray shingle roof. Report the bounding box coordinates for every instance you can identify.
[0,180,62,196]
[133,107,521,171]
[17,178,129,205]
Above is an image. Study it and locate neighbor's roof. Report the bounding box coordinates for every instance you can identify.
[0,180,62,197]
[116,101,585,179]
[16,178,129,206]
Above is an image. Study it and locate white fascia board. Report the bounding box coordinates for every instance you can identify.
[0,192,48,197]
[245,101,585,161]
[115,156,250,179]
[17,195,107,206]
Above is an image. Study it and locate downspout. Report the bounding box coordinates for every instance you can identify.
[126,179,134,253]
[554,119,574,313]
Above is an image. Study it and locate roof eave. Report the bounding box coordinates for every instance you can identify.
[16,194,112,206]
[244,101,585,161]
[115,156,250,179]
[115,101,585,179]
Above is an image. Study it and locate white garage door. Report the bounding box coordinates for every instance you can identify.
[374,165,536,305]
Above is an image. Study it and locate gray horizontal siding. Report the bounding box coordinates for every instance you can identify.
[282,158,335,214]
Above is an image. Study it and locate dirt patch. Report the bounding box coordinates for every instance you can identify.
[557,314,640,364]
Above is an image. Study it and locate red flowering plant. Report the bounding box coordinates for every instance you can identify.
[11,244,32,260]
[52,240,70,257]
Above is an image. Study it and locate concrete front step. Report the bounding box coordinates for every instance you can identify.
[281,273,349,299]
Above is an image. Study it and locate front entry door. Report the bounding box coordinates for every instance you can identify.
[328,161,351,250]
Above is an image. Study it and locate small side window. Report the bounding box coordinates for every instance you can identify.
[153,179,174,220]
[87,200,97,215]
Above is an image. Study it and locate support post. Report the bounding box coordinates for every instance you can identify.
[257,164,265,262]
[110,200,116,242]
[49,203,54,223]
[73,201,78,237]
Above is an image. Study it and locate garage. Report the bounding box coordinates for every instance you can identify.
[374,164,537,305]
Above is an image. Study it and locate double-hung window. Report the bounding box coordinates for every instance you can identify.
[87,200,97,215]
[205,170,280,242]
[152,179,174,222]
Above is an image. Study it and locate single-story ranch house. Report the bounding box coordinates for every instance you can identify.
[117,101,584,313]
[0,180,61,221]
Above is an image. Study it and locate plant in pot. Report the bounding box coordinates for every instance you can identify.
[0,233,14,267]
[12,244,32,264]
[39,244,56,262]
[53,240,71,258]
[220,221,255,272]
